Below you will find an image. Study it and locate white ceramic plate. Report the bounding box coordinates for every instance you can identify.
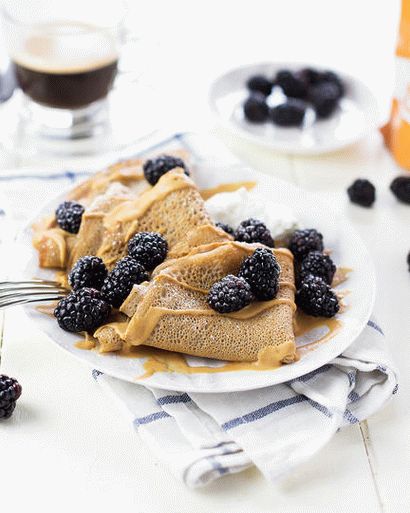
[18,162,375,393]
[209,62,379,155]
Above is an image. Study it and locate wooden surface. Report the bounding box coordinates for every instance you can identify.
[0,1,409,511]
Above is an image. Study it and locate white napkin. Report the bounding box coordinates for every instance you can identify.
[93,317,398,487]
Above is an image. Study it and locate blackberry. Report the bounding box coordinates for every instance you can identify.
[246,75,272,96]
[296,275,339,317]
[68,256,107,290]
[297,67,322,86]
[318,71,345,98]
[270,99,306,127]
[54,288,111,333]
[299,251,336,285]
[216,222,235,236]
[207,275,253,313]
[289,229,324,260]
[234,218,274,247]
[0,375,22,420]
[274,70,307,99]
[407,251,410,272]
[55,201,85,234]
[238,248,281,300]
[309,82,340,119]
[127,231,168,271]
[390,176,410,204]
[143,155,189,186]
[101,256,149,308]
[243,93,269,123]
[347,179,376,207]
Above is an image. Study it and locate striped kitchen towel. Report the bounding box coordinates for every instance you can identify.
[93,317,398,488]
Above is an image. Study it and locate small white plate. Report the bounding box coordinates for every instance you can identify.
[209,62,379,155]
[18,161,376,393]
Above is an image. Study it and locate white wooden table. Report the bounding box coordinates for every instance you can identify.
[1,1,409,512]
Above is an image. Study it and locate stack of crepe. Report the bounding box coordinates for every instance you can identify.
[33,156,297,365]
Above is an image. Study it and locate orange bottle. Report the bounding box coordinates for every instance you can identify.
[382,0,410,171]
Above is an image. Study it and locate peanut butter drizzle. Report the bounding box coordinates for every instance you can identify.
[294,310,342,355]
[104,169,190,232]
[332,267,352,287]
[200,181,257,200]
[75,333,97,350]
[116,343,294,379]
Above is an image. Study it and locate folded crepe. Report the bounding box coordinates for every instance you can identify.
[33,151,190,269]
[95,241,297,364]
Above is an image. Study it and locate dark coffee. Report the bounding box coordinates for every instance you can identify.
[14,59,118,109]
[12,23,119,109]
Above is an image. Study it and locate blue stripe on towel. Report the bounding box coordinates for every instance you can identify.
[307,399,333,418]
[134,410,171,427]
[343,409,359,424]
[222,396,307,431]
[392,384,399,395]
[92,369,103,380]
[207,455,229,476]
[348,391,360,403]
[0,170,91,181]
[367,320,384,335]
[292,364,332,383]
[157,393,191,406]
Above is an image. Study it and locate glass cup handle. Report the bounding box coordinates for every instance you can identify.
[115,30,153,87]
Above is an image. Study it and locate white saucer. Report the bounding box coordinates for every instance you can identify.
[209,62,379,155]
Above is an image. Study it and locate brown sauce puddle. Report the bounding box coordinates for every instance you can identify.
[46,268,351,379]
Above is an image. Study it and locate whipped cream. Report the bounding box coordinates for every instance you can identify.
[205,188,298,240]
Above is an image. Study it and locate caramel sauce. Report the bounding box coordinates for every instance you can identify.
[332,267,352,287]
[36,303,58,316]
[117,344,289,380]
[75,333,97,350]
[200,181,256,200]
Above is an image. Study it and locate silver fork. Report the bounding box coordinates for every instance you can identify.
[0,280,69,309]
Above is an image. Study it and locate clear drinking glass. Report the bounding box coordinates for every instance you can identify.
[1,0,156,156]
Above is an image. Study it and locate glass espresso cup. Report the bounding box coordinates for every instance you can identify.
[2,0,131,140]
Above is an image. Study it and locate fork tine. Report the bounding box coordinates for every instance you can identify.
[0,286,68,297]
[0,294,65,309]
[0,280,63,288]
[0,289,67,301]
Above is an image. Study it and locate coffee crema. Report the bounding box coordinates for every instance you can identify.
[12,22,119,109]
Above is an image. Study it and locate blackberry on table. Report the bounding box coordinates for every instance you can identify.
[208,275,253,313]
[143,155,189,186]
[299,251,336,285]
[238,247,281,300]
[68,256,107,290]
[390,176,410,204]
[216,222,235,236]
[296,275,339,317]
[309,82,340,119]
[234,218,274,247]
[101,256,149,308]
[54,288,111,333]
[270,99,306,127]
[243,93,269,123]
[347,179,376,207]
[55,201,84,234]
[288,228,324,260]
[246,75,272,96]
[128,232,168,271]
[0,375,22,420]
[407,251,410,272]
[274,70,307,99]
